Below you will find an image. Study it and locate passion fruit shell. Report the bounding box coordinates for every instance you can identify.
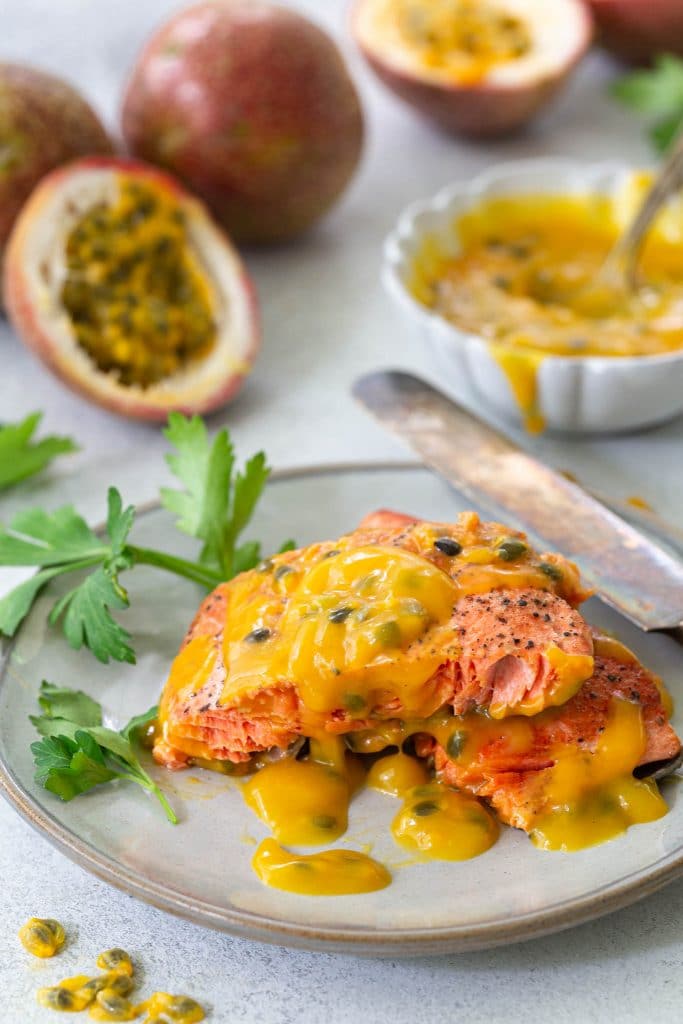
[4,157,259,422]
[588,0,683,64]
[0,63,113,266]
[121,0,364,244]
[352,0,592,137]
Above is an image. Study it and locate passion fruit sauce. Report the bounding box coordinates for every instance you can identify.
[414,190,683,431]
[61,176,216,388]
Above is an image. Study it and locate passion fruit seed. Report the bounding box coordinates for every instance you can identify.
[343,692,366,713]
[165,995,206,1022]
[96,949,134,976]
[91,990,136,1020]
[329,606,353,624]
[413,800,440,816]
[244,627,271,644]
[374,620,402,647]
[446,730,467,759]
[434,537,462,556]
[19,917,65,957]
[312,814,337,830]
[142,992,205,1023]
[497,539,527,561]
[37,986,79,1011]
[105,975,135,998]
[539,561,563,582]
[76,976,110,999]
[61,179,216,389]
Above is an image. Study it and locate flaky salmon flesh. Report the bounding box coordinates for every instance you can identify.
[154,508,681,838]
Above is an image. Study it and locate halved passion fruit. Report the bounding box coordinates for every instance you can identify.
[352,0,592,137]
[4,157,259,421]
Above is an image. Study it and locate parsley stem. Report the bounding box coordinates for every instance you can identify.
[128,546,223,590]
[118,767,178,825]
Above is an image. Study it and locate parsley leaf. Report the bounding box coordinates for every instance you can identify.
[612,54,683,153]
[48,489,136,664]
[0,414,290,662]
[161,413,270,578]
[37,681,102,726]
[0,413,77,491]
[30,682,176,823]
[32,732,119,800]
[0,505,105,566]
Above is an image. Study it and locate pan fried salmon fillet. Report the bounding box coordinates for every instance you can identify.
[154,510,594,769]
[420,638,681,834]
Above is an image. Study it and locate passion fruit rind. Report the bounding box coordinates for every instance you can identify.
[352,0,593,138]
[121,0,364,244]
[4,156,260,422]
[0,63,114,262]
[588,0,683,64]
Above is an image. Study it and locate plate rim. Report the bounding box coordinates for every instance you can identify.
[2,459,682,956]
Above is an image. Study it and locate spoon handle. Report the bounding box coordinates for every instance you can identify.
[604,133,683,288]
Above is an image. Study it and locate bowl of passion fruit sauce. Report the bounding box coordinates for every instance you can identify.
[383,158,683,434]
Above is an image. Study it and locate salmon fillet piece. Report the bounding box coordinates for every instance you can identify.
[423,649,681,832]
[154,510,593,768]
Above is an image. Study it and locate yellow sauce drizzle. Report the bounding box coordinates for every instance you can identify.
[243,755,353,845]
[367,750,430,796]
[626,495,653,511]
[223,544,460,716]
[530,698,668,851]
[19,917,65,958]
[489,343,546,434]
[252,838,391,896]
[392,781,499,860]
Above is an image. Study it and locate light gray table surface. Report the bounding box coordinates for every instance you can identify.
[2,1,683,1020]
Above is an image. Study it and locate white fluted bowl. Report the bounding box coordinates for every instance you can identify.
[383,158,683,434]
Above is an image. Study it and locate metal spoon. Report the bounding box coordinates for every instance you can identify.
[599,131,683,292]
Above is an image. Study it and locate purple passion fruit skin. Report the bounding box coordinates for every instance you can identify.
[0,63,113,262]
[121,0,364,244]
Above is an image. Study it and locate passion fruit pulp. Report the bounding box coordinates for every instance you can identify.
[353,0,593,137]
[61,177,216,388]
[0,63,113,265]
[121,0,364,244]
[4,157,259,422]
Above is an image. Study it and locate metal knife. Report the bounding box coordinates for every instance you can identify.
[353,370,683,638]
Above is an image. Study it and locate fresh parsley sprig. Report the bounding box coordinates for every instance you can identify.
[0,413,77,491]
[0,414,286,664]
[612,54,683,153]
[30,682,176,823]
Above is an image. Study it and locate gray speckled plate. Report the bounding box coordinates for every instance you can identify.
[1,464,683,956]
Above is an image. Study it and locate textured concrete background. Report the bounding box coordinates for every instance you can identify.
[2,1,683,1021]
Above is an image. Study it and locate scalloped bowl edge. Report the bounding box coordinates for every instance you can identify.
[382,158,683,434]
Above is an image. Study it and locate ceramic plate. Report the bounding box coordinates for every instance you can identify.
[1,464,683,956]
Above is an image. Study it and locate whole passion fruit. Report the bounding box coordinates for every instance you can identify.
[121,0,364,244]
[0,63,113,267]
[4,157,259,421]
[588,0,683,64]
[353,0,592,137]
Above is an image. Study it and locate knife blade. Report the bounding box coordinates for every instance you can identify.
[353,370,683,635]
